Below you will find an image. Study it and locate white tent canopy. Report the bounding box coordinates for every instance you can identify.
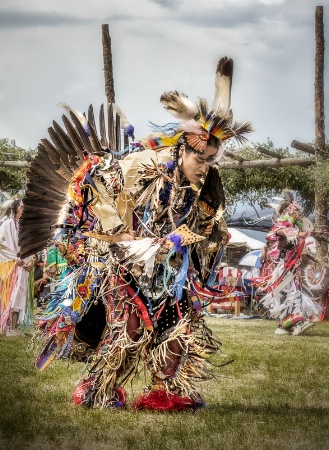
[227,227,265,250]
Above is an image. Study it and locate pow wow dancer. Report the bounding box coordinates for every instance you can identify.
[255,190,326,336]
[21,57,252,410]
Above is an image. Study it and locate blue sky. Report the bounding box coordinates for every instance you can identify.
[0,0,328,151]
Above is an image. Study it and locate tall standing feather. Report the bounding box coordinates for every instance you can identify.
[211,57,233,117]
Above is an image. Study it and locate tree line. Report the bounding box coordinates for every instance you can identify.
[1,136,328,225]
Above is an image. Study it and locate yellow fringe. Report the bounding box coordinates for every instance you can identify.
[0,260,17,332]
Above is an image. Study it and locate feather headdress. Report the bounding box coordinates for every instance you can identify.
[144,57,252,154]
[266,190,302,227]
[276,190,302,216]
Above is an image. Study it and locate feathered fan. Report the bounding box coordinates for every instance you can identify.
[18,103,130,259]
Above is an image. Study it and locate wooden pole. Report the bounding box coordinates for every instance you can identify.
[225,151,245,162]
[291,140,315,155]
[234,296,241,317]
[315,6,325,154]
[0,161,30,168]
[102,24,115,105]
[314,6,328,260]
[257,147,284,159]
[218,157,315,170]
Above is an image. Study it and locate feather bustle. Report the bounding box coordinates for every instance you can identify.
[41,137,70,169]
[87,120,103,155]
[25,190,66,206]
[37,142,72,182]
[37,141,63,169]
[107,103,115,150]
[31,154,67,186]
[20,209,60,220]
[46,129,68,165]
[87,104,97,134]
[61,115,85,157]
[99,104,108,148]
[115,111,121,152]
[26,173,66,198]
[22,198,62,211]
[20,217,60,226]
[19,238,52,259]
[52,120,81,159]
[30,157,69,190]
[19,228,52,241]
[69,111,94,154]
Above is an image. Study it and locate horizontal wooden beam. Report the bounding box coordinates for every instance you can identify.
[225,151,245,162]
[291,140,315,155]
[219,157,315,169]
[257,146,285,159]
[0,155,316,171]
[0,161,30,168]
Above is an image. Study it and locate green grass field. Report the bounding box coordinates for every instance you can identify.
[0,318,328,450]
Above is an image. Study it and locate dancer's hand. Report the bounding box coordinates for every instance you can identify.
[23,261,34,272]
[35,276,50,287]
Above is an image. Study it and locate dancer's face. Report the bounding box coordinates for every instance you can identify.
[16,203,23,220]
[291,210,302,222]
[179,144,218,184]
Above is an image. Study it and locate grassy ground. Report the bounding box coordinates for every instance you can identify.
[0,318,328,450]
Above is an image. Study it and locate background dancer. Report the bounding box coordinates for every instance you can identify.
[256,190,325,336]
[0,199,34,336]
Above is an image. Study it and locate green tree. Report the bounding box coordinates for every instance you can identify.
[0,138,34,195]
[220,140,323,216]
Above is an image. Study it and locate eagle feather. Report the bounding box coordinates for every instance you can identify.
[160,91,199,121]
[211,56,233,117]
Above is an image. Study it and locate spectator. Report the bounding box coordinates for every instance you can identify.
[0,199,34,336]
